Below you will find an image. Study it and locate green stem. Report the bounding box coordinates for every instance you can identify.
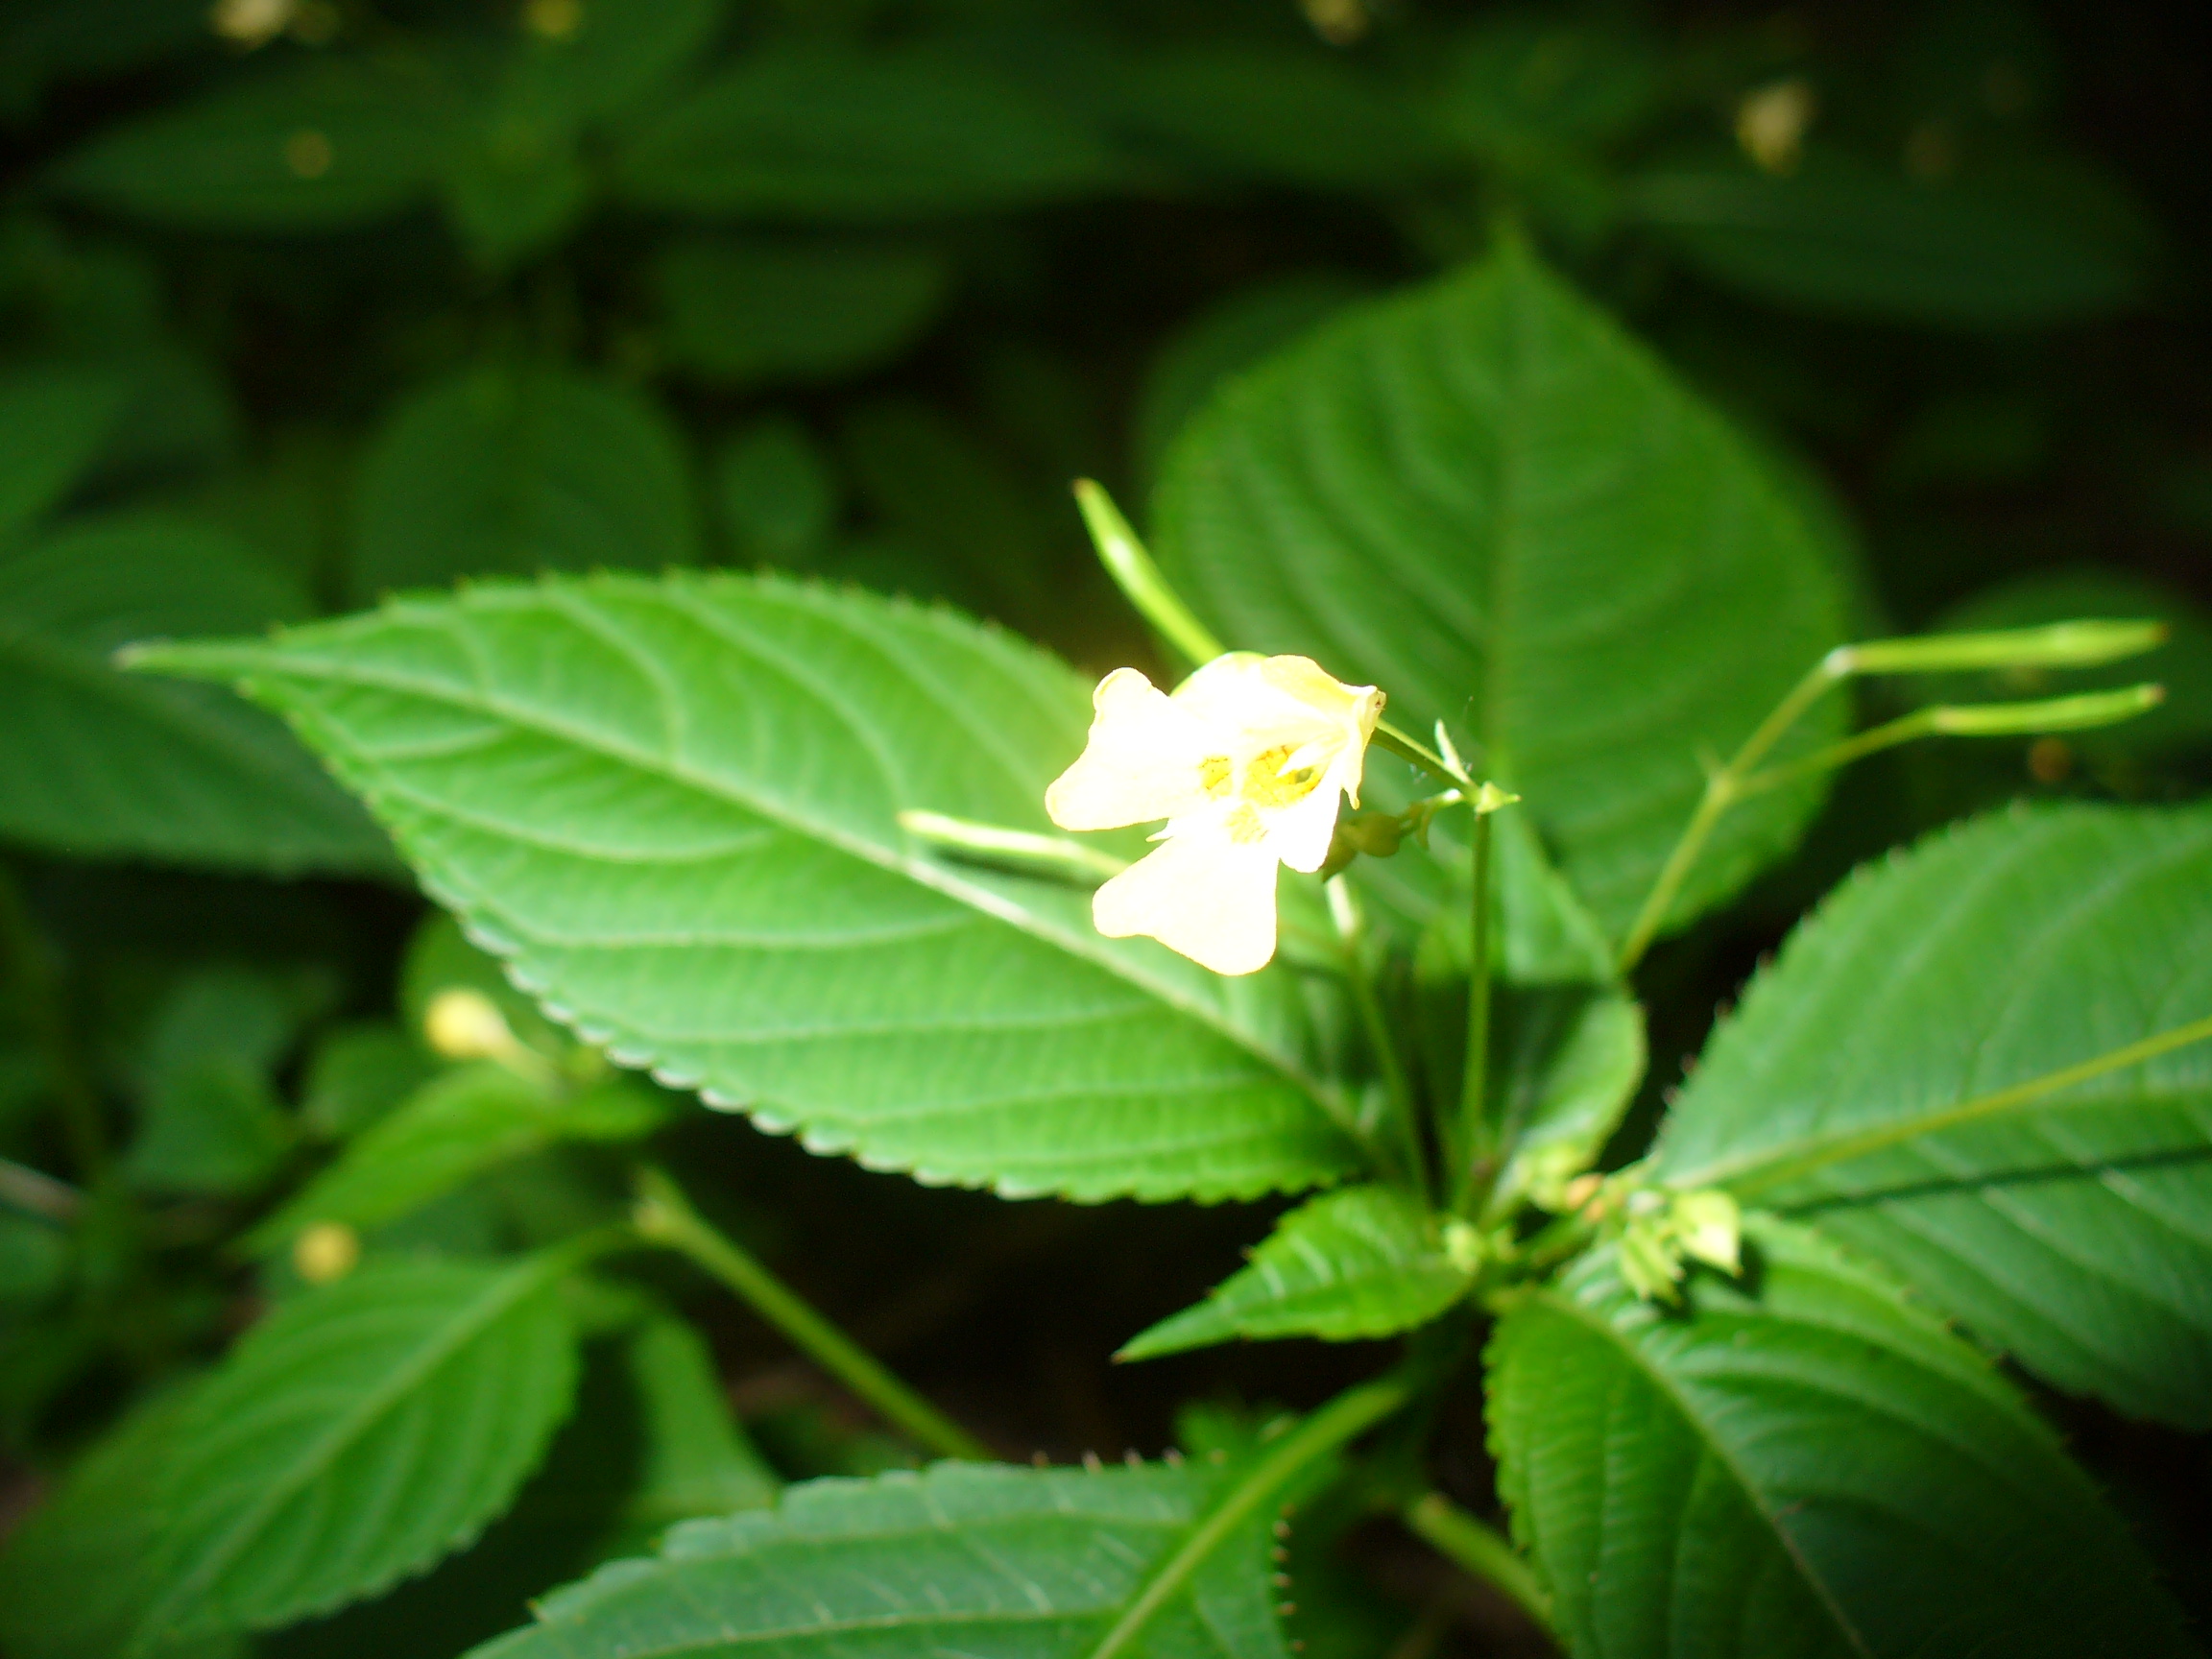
[1330,880,1427,1198]
[1686,1012,2212,1200]
[1403,1492,1552,1634]
[1074,480,1225,670]
[0,1156,81,1223]
[632,1166,990,1462]
[1087,1373,1413,1659]
[1372,722,1467,788]
[1616,656,1844,974]
[1453,809,1496,1216]
[0,863,108,1181]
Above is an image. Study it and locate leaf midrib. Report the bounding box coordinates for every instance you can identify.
[1536,1283,1876,1659]
[206,619,1352,1128]
[138,1258,564,1645]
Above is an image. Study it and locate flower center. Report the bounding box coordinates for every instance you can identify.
[1238,743,1324,809]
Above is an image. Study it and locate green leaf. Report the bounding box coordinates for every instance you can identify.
[300,1022,441,1140]
[1632,146,2152,329]
[1486,987,1644,1216]
[613,43,1122,220]
[52,62,458,231]
[1109,47,1443,192]
[1652,804,2212,1429]
[1118,1186,1471,1360]
[1133,273,1368,488]
[132,1252,583,1647]
[0,1388,241,1659]
[246,1065,669,1255]
[1488,1217,2198,1659]
[1153,245,1849,942]
[613,1314,780,1543]
[712,417,839,564]
[506,0,725,128]
[126,965,312,1195]
[468,1459,1288,1659]
[0,515,394,872]
[0,366,128,540]
[654,235,950,387]
[134,572,1362,1203]
[349,365,699,601]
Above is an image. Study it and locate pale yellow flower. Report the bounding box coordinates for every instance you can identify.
[1046,654,1383,975]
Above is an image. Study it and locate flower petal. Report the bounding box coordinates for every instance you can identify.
[1092,826,1281,975]
[1264,778,1345,875]
[1046,668,1218,831]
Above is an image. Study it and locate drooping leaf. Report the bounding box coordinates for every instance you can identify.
[1153,245,1849,942]
[246,1065,669,1255]
[1119,1185,1471,1360]
[1633,145,2152,329]
[1487,1218,2198,1659]
[0,365,127,540]
[468,1459,1288,1659]
[0,514,394,872]
[614,43,1122,220]
[52,61,458,231]
[350,364,699,600]
[134,572,1363,1203]
[131,1252,583,1647]
[1652,804,2212,1429]
[653,236,951,386]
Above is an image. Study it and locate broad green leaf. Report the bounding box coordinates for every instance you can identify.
[0,1388,242,1659]
[349,364,699,601]
[1119,1186,1471,1359]
[1109,47,1443,191]
[1632,146,2151,329]
[506,0,725,127]
[132,1252,582,1647]
[613,43,1122,220]
[1652,804,2212,1428]
[469,1459,1288,1659]
[1488,1218,2198,1659]
[52,62,458,230]
[126,965,311,1194]
[300,1022,440,1140]
[654,236,951,386]
[1133,273,1368,487]
[0,366,127,540]
[1154,246,1849,942]
[0,515,394,872]
[245,1065,670,1255]
[614,1315,780,1544]
[135,573,1362,1202]
[439,131,590,274]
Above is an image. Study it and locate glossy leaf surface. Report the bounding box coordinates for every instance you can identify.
[1654,805,2212,1427]
[1154,247,1848,940]
[137,573,1362,1202]
[1488,1219,2198,1658]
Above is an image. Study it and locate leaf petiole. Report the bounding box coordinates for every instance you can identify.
[1402,1491,1551,1633]
[631,1166,990,1462]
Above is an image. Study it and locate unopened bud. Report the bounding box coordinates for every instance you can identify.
[293,1221,360,1285]
[1671,1190,1743,1276]
[1837,619,2166,678]
[423,988,515,1061]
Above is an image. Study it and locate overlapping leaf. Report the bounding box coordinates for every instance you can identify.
[0,514,393,872]
[349,365,699,600]
[1653,804,2212,1427]
[1488,1219,2198,1658]
[245,1065,670,1255]
[614,43,1122,220]
[1153,246,1849,941]
[136,573,1362,1202]
[1120,1186,1471,1359]
[469,1460,1287,1659]
[131,1253,581,1647]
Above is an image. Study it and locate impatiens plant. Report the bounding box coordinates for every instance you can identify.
[8,241,2208,1659]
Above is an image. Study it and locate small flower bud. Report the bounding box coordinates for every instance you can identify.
[423,988,516,1060]
[293,1221,360,1285]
